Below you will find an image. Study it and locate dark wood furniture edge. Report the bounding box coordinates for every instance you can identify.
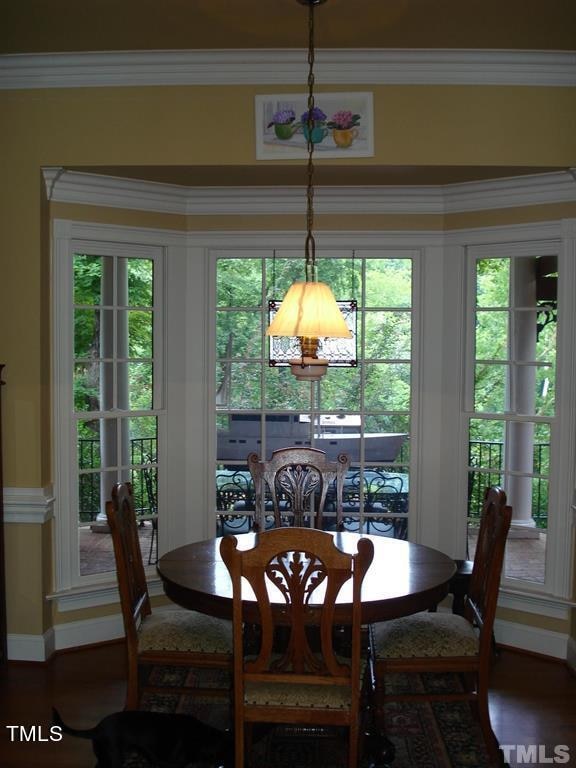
[0,365,6,665]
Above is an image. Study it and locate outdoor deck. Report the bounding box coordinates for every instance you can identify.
[79,521,546,584]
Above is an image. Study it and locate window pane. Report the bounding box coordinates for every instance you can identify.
[127,310,153,358]
[364,415,410,462]
[475,310,508,360]
[264,366,315,410]
[317,367,361,411]
[217,258,263,307]
[474,363,508,412]
[266,414,312,454]
[74,361,115,412]
[78,472,101,524]
[127,416,158,463]
[364,363,411,410]
[116,362,153,410]
[365,259,412,308]
[220,362,261,409]
[503,479,547,585]
[265,256,304,298]
[78,419,101,470]
[365,311,411,359]
[74,253,107,306]
[75,309,101,358]
[126,258,153,307]
[511,364,555,417]
[217,413,262,462]
[215,252,413,540]
[476,258,509,307]
[217,310,262,359]
[468,419,505,469]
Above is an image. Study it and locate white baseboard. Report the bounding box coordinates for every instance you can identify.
[53,613,125,651]
[7,614,124,661]
[494,618,569,659]
[7,631,53,662]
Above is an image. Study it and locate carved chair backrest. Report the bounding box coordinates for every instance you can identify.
[220,526,374,712]
[106,482,151,649]
[247,447,351,530]
[466,486,511,658]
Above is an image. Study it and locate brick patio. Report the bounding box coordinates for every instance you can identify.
[79,521,547,584]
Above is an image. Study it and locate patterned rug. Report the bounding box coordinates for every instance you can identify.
[130,666,498,768]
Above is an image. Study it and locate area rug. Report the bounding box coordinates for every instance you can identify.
[133,666,496,768]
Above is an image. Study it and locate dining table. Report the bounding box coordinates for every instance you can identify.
[157,530,456,625]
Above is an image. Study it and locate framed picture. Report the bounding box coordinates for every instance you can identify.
[255,92,374,160]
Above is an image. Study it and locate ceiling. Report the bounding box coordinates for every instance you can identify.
[7,1,574,189]
[3,0,576,54]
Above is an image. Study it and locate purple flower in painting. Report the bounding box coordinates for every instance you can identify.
[300,106,327,124]
[267,108,296,127]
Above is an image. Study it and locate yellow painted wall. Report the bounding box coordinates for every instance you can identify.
[4,524,45,635]
[1,81,575,644]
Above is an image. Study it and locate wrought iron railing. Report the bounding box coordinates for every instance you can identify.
[78,437,157,523]
[78,437,550,529]
[468,440,549,528]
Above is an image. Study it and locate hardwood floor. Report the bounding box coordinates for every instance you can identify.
[0,642,574,767]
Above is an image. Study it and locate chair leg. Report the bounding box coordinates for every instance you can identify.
[125,658,140,710]
[348,720,359,768]
[476,681,503,766]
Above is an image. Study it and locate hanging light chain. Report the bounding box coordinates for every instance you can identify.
[305,0,317,283]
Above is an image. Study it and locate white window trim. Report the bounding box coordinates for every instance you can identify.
[50,220,575,611]
[452,219,576,600]
[51,220,178,596]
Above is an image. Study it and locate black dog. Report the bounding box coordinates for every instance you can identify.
[52,707,234,768]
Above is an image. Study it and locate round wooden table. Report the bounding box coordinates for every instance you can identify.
[157,531,456,624]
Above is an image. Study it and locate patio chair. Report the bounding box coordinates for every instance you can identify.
[106,482,233,709]
[369,493,512,766]
[247,447,350,530]
[220,526,374,768]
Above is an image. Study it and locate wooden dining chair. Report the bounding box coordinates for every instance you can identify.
[247,447,350,530]
[369,495,512,766]
[220,526,374,768]
[448,485,507,615]
[106,482,233,709]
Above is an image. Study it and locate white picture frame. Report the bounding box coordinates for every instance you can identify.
[255,92,374,160]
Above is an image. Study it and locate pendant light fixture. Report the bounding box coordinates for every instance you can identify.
[266,0,352,382]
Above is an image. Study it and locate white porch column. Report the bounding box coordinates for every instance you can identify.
[507,257,538,537]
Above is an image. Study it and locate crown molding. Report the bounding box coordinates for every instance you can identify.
[2,49,576,90]
[43,167,576,217]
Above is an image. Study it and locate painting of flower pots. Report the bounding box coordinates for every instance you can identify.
[255,92,373,159]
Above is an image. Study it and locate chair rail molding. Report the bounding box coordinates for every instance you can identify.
[3,486,54,524]
[3,49,576,90]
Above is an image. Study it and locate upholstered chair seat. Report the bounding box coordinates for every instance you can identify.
[106,482,232,709]
[371,612,478,659]
[138,610,233,655]
[368,493,512,766]
[243,655,367,709]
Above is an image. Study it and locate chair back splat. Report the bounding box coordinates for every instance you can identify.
[247,447,350,530]
[221,527,374,768]
[107,482,232,709]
